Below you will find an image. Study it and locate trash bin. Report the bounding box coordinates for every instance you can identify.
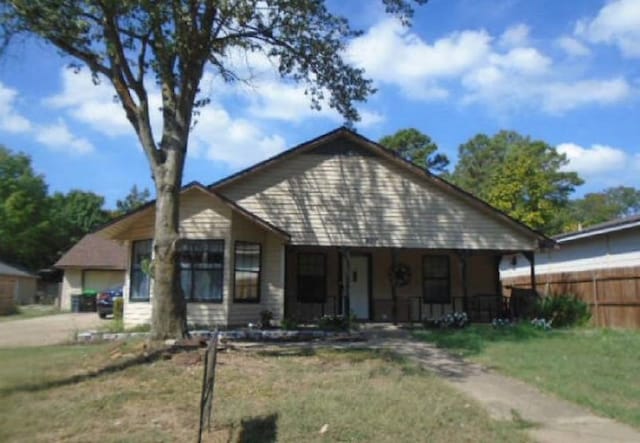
[71,294,81,313]
[80,290,97,312]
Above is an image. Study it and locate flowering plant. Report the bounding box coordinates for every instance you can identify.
[530,317,553,330]
[491,317,512,328]
[431,311,469,329]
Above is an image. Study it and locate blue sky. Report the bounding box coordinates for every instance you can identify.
[0,0,638,208]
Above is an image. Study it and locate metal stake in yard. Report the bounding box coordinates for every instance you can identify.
[198,331,219,443]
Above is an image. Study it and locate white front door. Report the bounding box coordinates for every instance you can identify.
[346,255,370,320]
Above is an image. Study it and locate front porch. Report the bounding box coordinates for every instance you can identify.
[284,246,533,324]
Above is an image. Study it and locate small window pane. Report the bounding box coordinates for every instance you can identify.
[423,255,450,303]
[234,242,261,302]
[298,253,326,303]
[179,240,224,302]
[130,240,152,301]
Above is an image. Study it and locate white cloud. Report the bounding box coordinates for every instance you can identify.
[346,18,491,98]
[557,142,628,175]
[541,78,631,113]
[556,36,591,57]
[576,0,640,58]
[0,82,32,133]
[499,23,530,47]
[190,104,286,168]
[346,17,631,115]
[34,120,94,154]
[44,69,135,137]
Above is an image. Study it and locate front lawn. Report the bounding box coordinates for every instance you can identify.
[413,325,640,429]
[0,341,531,442]
[0,304,62,322]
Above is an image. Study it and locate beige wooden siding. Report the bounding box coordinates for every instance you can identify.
[60,269,82,311]
[228,212,285,326]
[219,144,535,250]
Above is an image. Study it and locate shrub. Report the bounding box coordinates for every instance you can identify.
[113,297,124,321]
[318,314,352,331]
[535,294,590,327]
[280,316,299,330]
[491,317,512,328]
[260,310,273,329]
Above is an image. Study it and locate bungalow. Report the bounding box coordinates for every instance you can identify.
[96,128,551,327]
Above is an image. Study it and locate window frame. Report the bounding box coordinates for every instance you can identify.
[297,252,327,303]
[179,239,225,304]
[129,239,152,302]
[233,241,262,303]
[422,255,451,304]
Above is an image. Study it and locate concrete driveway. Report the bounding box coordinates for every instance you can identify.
[0,313,105,348]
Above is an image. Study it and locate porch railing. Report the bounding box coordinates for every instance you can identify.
[288,293,514,324]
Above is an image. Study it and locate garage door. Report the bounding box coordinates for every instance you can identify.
[83,270,125,292]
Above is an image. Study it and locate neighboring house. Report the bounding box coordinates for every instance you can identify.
[96,128,551,327]
[501,215,640,328]
[0,260,38,307]
[55,233,127,310]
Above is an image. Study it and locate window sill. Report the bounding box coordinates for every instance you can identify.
[233,299,261,304]
[129,298,150,303]
[186,299,224,304]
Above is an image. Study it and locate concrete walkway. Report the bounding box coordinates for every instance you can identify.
[361,326,640,443]
[0,313,104,348]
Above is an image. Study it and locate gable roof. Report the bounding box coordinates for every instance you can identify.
[211,127,554,248]
[55,233,127,270]
[554,214,640,243]
[0,260,38,279]
[95,181,290,241]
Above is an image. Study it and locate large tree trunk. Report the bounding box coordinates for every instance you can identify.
[150,150,188,340]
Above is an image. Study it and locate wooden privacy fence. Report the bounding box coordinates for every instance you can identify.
[502,266,640,329]
[0,278,16,315]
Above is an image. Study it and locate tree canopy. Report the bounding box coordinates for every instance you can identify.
[379,128,449,173]
[115,185,151,216]
[0,145,50,269]
[550,186,640,234]
[450,131,584,232]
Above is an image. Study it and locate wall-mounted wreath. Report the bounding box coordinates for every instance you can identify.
[388,263,411,287]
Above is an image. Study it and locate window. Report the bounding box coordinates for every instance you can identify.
[179,240,224,302]
[234,242,261,302]
[130,239,152,301]
[423,255,450,303]
[297,253,326,302]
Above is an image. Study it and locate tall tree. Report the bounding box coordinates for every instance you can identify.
[0,146,50,269]
[551,186,640,233]
[450,131,583,232]
[1,0,427,339]
[379,128,449,173]
[115,185,151,216]
[48,190,111,260]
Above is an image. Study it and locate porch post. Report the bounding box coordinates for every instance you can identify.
[456,250,469,314]
[341,248,351,317]
[391,248,398,325]
[523,251,537,295]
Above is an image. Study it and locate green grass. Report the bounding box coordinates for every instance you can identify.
[0,305,62,322]
[413,325,640,429]
[0,341,531,442]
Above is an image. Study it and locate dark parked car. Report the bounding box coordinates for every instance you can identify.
[96,286,123,318]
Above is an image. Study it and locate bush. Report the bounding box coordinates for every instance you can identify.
[318,314,358,331]
[113,297,124,321]
[260,310,273,329]
[280,317,299,330]
[535,294,590,327]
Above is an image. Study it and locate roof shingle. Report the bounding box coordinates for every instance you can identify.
[54,233,126,269]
